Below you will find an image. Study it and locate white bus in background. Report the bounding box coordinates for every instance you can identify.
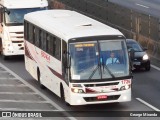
[24,10,132,105]
[0,0,48,59]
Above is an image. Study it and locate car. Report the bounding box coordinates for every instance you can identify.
[126,39,150,71]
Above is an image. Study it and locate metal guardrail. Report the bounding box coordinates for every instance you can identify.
[48,0,160,65]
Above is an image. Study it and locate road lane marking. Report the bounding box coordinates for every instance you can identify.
[0,92,37,95]
[0,62,77,120]
[151,64,160,71]
[0,84,26,87]
[135,3,149,9]
[136,98,160,112]
[0,108,61,111]
[0,78,17,80]
[0,71,8,73]
[0,100,49,103]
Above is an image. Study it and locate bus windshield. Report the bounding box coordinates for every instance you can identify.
[5,7,47,25]
[69,39,129,81]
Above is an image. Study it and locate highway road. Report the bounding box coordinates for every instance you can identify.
[108,0,160,17]
[0,55,160,119]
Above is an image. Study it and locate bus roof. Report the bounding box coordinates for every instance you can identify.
[24,10,124,41]
[0,0,48,9]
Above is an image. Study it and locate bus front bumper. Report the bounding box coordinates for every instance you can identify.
[2,48,24,56]
[68,89,131,105]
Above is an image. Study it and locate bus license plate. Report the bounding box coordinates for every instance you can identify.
[134,62,141,65]
[97,95,107,100]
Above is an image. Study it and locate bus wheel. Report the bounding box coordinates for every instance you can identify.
[60,85,70,106]
[37,69,45,89]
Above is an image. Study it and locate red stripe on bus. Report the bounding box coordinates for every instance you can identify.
[85,88,97,93]
[24,42,36,62]
[48,66,64,81]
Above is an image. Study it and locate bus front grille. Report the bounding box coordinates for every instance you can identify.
[84,82,119,87]
[83,95,120,102]
[12,41,23,43]
[19,47,24,50]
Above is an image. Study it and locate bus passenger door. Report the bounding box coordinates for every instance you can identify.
[62,40,68,83]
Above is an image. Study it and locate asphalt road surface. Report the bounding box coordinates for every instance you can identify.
[0,55,159,120]
[108,0,160,17]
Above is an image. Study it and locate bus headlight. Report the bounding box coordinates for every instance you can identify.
[143,54,149,60]
[71,88,84,93]
[120,85,131,91]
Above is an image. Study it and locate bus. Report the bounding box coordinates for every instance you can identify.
[0,0,48,59]
[24,10,132,105]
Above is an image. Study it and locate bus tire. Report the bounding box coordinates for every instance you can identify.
[60,85,70,106]
[37,69,45,89]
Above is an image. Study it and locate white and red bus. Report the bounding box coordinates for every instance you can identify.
[0,0,48,59]
[24,10,132,105]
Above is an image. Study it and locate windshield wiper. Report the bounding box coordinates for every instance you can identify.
[88,64,101,80]
[88,60,115,80]
[102,63,115,78]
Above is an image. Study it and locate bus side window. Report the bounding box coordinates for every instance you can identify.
[42,31,46,51]
[28,23,35,44]
[46,33,50,53]
[24,21,28,40]
[32,26,35,44]
[50,36,56,56]
[55,38,61,60]
[35,27,39,47]
[29,24,33,43]
[0,6,3,23]
[39,30,43,48]
[26,22,29,40]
